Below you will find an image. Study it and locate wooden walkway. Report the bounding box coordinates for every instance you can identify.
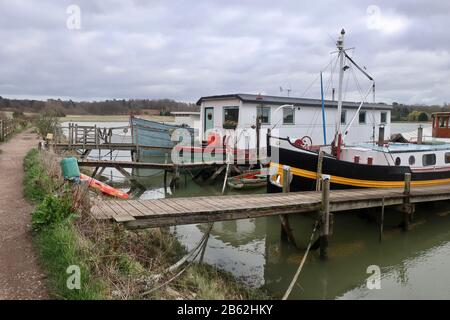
[90,184,450,229]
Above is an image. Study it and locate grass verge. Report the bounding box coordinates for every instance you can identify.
[24,149,269,300]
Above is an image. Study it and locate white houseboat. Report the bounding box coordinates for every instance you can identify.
[196,93,392,151]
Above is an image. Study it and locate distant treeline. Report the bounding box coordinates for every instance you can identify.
[391,102,450,122]
[0,96,198,116]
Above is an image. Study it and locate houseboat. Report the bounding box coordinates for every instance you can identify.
[195,93,391,153]
[268,30,450,192]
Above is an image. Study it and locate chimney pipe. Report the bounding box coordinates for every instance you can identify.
[417,126,423,145]
[378,126,385,147]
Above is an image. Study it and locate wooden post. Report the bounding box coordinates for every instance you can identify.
[256,115,261,165]
[164,170,168,193]
[282,165,291,193]
[320,175,330,260]
[0,120,4,142]
[403,173,411,231]
[68,123,72,148]
[316,151,324,191]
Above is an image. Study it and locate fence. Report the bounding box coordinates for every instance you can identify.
[0,119,17,142]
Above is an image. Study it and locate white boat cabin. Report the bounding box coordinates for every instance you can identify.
[196,93,392,148]
[171,111,200,128]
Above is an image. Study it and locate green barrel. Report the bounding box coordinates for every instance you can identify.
[60,157,80,180]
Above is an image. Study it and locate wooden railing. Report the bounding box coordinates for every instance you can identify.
[0,119,17,142]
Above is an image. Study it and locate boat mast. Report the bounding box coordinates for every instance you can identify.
[334,29,345,158]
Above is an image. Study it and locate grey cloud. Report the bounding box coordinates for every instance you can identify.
[0,0,449,104]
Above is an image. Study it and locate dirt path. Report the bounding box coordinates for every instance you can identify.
[0,130,48,299]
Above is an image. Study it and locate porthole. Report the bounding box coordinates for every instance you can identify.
[408,156,415,165]
[395,157,401,166]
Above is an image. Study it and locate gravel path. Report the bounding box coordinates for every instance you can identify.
[0,130,48,299]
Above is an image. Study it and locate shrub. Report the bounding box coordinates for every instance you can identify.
[32,194,74,232]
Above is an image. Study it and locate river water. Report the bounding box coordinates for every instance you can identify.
[65,121,450,299]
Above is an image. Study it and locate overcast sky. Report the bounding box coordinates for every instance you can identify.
[0,0,449,105]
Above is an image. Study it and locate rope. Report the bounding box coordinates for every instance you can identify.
[282,220,320,300]
[141,223,214,296]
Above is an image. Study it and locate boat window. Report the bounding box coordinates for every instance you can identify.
[340,110,346,124]
[395,157,401,166]
[423,154,436,166]
[380,112,387,124]
[359,111,366,124]
[439,117,447,128]
[445,153,450,164]
[257,106,271,124]
[283,107,294,125]
[223,106,239,129]
[409,155,415,165]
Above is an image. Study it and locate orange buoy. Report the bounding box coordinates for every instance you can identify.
[80,173,129,200]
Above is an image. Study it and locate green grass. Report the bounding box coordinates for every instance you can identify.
[35,221,105,299]
[23,149,106,299]
[23,149,52,202]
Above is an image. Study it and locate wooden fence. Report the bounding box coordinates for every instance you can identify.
[0,119,17,142]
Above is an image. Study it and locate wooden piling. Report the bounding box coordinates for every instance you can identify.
[320,175,330,260]
[0,120,4,142]
[315,151,324,191]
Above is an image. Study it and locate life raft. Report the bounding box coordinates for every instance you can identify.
[80,173,129,200]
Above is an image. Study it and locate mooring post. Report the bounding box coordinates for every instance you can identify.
[315,151,324,191]
[403,173,412,231]
[282,165,291,193]
[320,175,330,260]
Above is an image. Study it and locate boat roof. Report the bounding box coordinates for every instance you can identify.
[171,111,200,116]
[349,142,450,153]
[196,93,392,110]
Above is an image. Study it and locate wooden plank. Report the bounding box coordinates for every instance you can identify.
[104,201,136,222]
[140,199,179,214]
[128,200,157,216]
[136,200,165,215]
[90,203,107,219]
[114,200,143,217]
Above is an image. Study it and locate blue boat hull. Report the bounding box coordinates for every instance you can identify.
[131,117,193,157]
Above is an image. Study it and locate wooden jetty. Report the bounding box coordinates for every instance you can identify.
[89,168,450,258]
[91,175,450,228]
[51,123,174,159]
